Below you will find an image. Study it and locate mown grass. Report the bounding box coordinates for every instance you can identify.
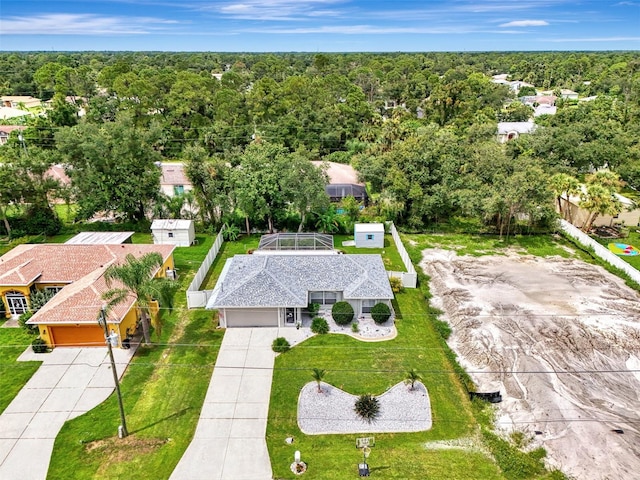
[0,327,42,413]
[267,285,504,479]
[47,235,225,480]
[334,234,406,271]
[200,234,261,290]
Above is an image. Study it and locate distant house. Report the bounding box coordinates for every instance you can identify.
[497,121,537,143]
[354,223,385,248]
[0,107,31,120]
[559,89,579,100]
[491,75,535,94]
[311,161,367,203]
[560,189,640,229]
[0,125,26,145]
[151,219,195,247]
[159,162,192,197]
[207,252,394,328]
[0,243,175,348]
[1,96,42,109]
[534,104,557,117]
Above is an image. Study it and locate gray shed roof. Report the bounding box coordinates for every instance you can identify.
[65,231,134,245]
[207,254,393,309]
[151,219,194,230]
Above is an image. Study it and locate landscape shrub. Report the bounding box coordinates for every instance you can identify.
[311,317,329,334]
[331,301,354,325]
[18,311,37,334]
[307,302,320,316]
[351,322,359,333]
[389,276,404,293]
[371,302,391,324]
[24,205,62,236]
[271,337,290,353]
[354,394,380,423]
[31,337,48,353]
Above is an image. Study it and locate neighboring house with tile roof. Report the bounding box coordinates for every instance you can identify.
[207,253,393,328]
[0,243,175,348]
[0,125,26,145]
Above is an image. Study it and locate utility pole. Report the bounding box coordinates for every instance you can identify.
[99,305,128,438]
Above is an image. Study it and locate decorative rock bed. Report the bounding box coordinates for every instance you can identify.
[297,381,432,435]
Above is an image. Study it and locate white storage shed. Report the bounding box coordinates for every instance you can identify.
[354,223,384,248]
[151,219,195,247]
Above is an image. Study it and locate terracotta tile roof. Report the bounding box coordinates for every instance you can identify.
[0,243,175,325]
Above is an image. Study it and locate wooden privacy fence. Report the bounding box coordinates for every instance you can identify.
[387,222,417,288]
[186,228,224,308]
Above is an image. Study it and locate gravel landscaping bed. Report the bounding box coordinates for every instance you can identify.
[302,307,397,341]
[297,381,432,435]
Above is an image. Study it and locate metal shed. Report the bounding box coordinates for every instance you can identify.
[354,223,385,248]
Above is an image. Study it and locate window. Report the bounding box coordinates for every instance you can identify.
[366,234,374,241]
[362,299,376,313]
[45,286,63,294]
[309,291,339,305]
[168,232,174,238]
[174,185,185,195]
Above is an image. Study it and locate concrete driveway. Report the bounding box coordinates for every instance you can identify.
[170,327,309,480]
[0,346,136,480]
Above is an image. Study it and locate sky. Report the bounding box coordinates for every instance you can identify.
[0,0,639,52]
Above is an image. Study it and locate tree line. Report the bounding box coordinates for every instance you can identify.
[0,51,638,237]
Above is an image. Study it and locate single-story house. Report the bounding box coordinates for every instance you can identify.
[497,121,537,143]
[0,106,31,120]
[1,96,43,109]
[207,253,394,328]
[151,219,195,247]
[0,243,175,348]
[0,125,26,146]
[311,161,367,204]
[354,223,385,248]
[159,162,192,197]
[559,190,640,229]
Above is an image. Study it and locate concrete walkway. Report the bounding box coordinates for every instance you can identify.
[0,346,136,480]
[170,327,310,480]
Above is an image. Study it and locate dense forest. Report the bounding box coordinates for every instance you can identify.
[0,51,638,236]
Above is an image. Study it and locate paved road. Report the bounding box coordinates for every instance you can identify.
[170,327,309,480]
[0,346,136,480]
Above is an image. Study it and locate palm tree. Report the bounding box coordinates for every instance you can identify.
[405,368,422,391]
[311,368,326,393]
[354,394,380,424]
[103,252,179,345]
[549,173,580,223]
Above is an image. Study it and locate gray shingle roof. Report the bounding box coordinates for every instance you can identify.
[207,254,393,308]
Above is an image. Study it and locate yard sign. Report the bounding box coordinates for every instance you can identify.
[356,437,375,448]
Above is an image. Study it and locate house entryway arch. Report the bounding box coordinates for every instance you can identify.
[5,291,28,316]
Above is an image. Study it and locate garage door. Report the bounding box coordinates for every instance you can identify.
[50,325,105,347]
[225,309,279,327]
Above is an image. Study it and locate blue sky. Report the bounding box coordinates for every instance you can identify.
[0,0,639,51]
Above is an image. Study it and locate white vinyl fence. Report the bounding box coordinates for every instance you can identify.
[559,219,640,285]
[387,222,417,288]
[186,229,224,308]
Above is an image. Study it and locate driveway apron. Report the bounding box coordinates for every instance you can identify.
[0,346,136,480]
[170,327,308,480]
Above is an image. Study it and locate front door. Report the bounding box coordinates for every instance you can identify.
[6,292,28,316]
[285,308,296,325]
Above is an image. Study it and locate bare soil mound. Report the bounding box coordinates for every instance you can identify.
[421,249,640,480]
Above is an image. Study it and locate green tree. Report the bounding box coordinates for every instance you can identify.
[549,173,580,223]
[102,252,179,345]
[55,117,162,221]
[311,368,326,393]
[405,368,422,391]
[579,171,623,232]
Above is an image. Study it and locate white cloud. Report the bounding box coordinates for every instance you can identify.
[211,0,346,21]
[499,20,549,27]
[549,36,640,42]
[0,13,177,35]
[243,24,476,35]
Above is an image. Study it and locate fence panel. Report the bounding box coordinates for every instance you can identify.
[186,229,224,308]
[388,222,417,288]
[559,219,640,285]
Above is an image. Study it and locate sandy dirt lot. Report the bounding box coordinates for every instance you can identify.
[421,249,640,480]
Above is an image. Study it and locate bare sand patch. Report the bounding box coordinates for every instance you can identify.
[421,249,640,480]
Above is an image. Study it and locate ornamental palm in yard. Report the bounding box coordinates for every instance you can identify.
[103,252,179,345]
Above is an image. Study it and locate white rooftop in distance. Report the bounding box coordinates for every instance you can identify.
[65,231,135,245]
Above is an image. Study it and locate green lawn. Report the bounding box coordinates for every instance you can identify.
[47,235,226,480]
[334,234,406,271]
[200,234,261,290]
[0,327,42,413]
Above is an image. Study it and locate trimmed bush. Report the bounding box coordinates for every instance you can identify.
[18,311,38,334]
[389,276,404,293]
[354,394,380,423]
[331,301,354,325]
[31,337,48,353]
[311,317,329,334]
[271,337,290,353]
[371,302,391,324]
[307,302,320,316]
